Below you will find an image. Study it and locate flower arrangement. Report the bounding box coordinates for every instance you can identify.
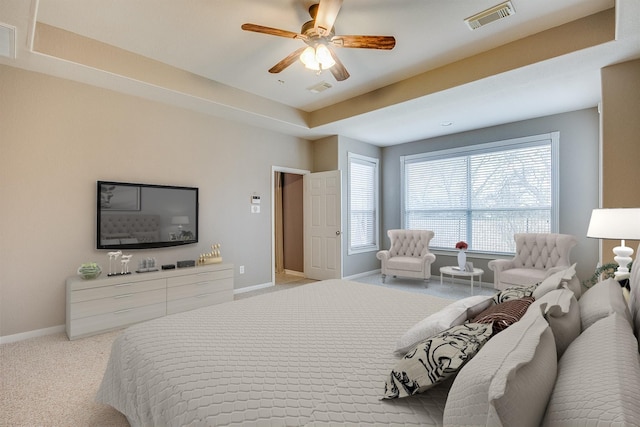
[455,241,468,250]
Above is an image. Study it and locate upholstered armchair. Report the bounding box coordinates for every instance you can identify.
[376,229,436,283]
[488,233,578,291]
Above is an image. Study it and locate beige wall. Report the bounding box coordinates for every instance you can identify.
[0,65,313,338]
[601,59,640,261]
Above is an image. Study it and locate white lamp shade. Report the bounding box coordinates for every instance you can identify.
[171,216,190,226]
[586,208,640,240]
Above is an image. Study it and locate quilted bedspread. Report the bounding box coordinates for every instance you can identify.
[96,279,455,426]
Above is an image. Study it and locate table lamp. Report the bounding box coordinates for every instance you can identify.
[586,208,640,278]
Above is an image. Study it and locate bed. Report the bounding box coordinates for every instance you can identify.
[97,261,640,426]
[96,280,455,426]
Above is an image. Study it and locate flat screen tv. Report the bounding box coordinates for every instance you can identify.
[97,181,198,250]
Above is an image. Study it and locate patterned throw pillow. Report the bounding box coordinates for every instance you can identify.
[382,322,493,399]
[493,284,537,304]
[472,297,535,334]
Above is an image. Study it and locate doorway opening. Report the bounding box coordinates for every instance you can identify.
[272,167,307,285]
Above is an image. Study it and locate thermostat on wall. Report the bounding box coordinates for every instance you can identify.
[251,195,261,204]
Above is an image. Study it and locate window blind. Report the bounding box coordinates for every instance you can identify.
[348,153,379,254]
[402,133,557,254]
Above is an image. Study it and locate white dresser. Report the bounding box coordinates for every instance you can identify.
[66,263,234,340]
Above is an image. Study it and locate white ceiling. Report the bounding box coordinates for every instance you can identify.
[1,0,639,146]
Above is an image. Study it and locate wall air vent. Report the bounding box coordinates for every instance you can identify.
[307,81,332,94]
[464,1,515,30]
[0,23,16,58]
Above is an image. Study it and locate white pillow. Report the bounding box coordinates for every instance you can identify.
[543,313,640,426]
[443,309,557,427]
[394,295,493,355]
[579,277,631,331]
[532,264,576,299]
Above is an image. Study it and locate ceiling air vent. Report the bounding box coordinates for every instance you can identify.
[307,81,332,94]
[465,1,515,30]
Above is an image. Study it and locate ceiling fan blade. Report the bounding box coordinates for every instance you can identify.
[241,23,302,39]
[327,47,350,81]
[268,47,307,74]
[314,0,343,36]
[331,35,396,50]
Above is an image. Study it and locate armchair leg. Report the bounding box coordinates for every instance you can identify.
[381,274,386,283]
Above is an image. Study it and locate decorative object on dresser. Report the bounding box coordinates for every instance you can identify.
[77,262,102,280]
[198,243,223,265]
[586,208,640,279]
[136,257,158,273]
[65,263,234,340]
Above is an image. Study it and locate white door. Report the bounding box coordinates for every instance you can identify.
[304,170,342,280]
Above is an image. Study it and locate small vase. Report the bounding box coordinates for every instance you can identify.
[457,250,466,271]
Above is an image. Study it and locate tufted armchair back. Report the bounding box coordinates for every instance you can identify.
[376,229,436,283]
[488,232,578,291]
[388,229,434,258]
[511,233,577,270]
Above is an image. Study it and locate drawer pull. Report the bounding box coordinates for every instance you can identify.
[115,283,133,288]
[114,308,132,314]
[195,293,213,298]
[195,281,211,286]
[114,293,134,299]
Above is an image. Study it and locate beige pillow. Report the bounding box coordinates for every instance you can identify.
[543,313,640,426]
[394,295,493,355]
[525,289,580,358]
[579,278,631,331]
[532,264,576,300]
[443,310,557,427]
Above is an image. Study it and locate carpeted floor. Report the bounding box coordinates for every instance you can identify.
[0,273,493,426]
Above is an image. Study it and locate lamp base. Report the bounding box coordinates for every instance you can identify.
[613,241,634,278]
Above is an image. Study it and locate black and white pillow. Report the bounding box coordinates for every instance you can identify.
[493,284,537,304]
[382,322,493,399]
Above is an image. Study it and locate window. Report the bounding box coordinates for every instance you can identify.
[401,133,558,254]
[348,152,379,254]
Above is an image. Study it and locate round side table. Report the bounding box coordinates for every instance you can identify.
[439,266,484,295]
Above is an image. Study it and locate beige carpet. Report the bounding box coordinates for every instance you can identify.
[1,329,129,426]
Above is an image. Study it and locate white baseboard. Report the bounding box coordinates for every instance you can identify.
[343,269,381,280]
[234,282,273,294]
[0,324,65,345]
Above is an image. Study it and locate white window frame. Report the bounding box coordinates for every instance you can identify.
[400,132,559,255]
[348,152,380,255]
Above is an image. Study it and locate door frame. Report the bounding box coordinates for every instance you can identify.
[271,166,310,285]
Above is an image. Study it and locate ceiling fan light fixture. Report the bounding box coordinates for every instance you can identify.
[300,44,335,71]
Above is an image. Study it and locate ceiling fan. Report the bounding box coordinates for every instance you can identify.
[241,0,396,81]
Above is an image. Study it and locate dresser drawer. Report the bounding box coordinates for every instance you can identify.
[70,288,166,320]
[68,302,166,339]
[167,290,233,315]
[167,269,233,288]
[70,278,165,303]
[167,278,233,301]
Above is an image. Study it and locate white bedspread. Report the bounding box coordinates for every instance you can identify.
[96,279,454,426]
